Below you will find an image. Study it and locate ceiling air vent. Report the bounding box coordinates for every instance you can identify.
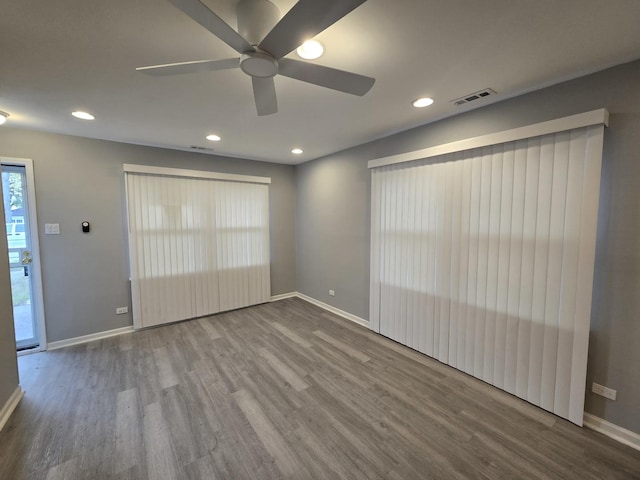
[189,145,213,151]
[452,88,496,106]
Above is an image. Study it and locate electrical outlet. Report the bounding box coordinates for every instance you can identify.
[592,382,617,401]
[329,289,335,296]
[116,306,129,315]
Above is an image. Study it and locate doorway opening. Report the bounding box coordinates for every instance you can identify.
[1,158,46,352]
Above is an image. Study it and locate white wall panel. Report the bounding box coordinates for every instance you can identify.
[370,122,605,425]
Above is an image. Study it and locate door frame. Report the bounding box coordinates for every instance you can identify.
[1,157,47,352]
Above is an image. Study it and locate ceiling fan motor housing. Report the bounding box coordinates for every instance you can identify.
[240,50,279,78]
[236,0,281,46]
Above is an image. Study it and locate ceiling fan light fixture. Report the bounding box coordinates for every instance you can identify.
[72,111,95,120]
[206,134,221,142]
[412,97,434,108]
[296,40,324,60]
[0,111,9,125]
[291,148,303,155]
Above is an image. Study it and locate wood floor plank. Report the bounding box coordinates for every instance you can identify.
[44,457,80,480]
[153,346,179,390]
[258,347,310,392]
[196,317,222,340]
[186,370,280,480]
[161,383,218,468]
[312,329,372,362]
[1,296,638,480]
[271,322,313,348]
[143,402,179,480]
[232,388,300,477]
[115,388,142,475]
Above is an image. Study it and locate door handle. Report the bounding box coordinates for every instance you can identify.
[21,250,32,265]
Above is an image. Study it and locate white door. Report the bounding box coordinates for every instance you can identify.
[1,158,46,351]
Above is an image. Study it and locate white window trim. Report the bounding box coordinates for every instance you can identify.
[368,108,609,169]
[123,164,271,185]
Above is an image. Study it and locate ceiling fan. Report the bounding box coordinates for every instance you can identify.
[137,0,375,116]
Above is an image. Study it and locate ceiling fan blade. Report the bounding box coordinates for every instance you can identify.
[169,0,252,53]
[278,58,375,96]
[252,77,278,116]
[136,58,240,76]
[258,0,368,59]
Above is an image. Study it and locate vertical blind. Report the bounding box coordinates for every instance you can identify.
[370,120,605,425]
[125,169,270,329]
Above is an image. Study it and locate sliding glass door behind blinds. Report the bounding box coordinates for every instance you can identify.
[125,168,270,329]
[370,120,605,425]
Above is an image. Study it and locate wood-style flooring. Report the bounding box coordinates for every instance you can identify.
[1,297,639,479]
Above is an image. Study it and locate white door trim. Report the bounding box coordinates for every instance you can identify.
[1,157,47,351]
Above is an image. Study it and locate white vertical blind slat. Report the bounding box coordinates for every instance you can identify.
[413,165,426,351]
[539,132,569,411]
[448,156,463,368]
[379,170,390,337]
[369,170,381,332]
[476,149,492,379]
[504,141,527,394]
[421,165,432,354]
[568,125,605,425]
[371,124,604,425]
[466,152,481,375]
[433,163,443,359]
[485,146,503,383]
[494,143,515,388]
[528,135,554,405]
[439,161,454,363]
[405,167,417,350]
[400,167,409,347]
[457,157,472,370]
[554,129,587,419]
[516,138,541,399]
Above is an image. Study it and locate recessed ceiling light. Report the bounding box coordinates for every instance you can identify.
[412,97,434,108]
[206,134,221,142]
[0,111,8,125]
[291,148,303,155]
[72,111,95,120]
[296,40,324,60]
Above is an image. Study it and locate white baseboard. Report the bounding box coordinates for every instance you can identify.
[47,326,134,351]
[584,413,640,451]
[270,292,298,302]
[0,386,24,432]
[294,292,369,328]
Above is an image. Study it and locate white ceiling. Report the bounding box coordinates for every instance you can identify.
[1,0,639,165]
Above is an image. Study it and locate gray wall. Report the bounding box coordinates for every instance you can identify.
[296,59,640,433]
[0,192,19,412]
[0,130,296,342]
